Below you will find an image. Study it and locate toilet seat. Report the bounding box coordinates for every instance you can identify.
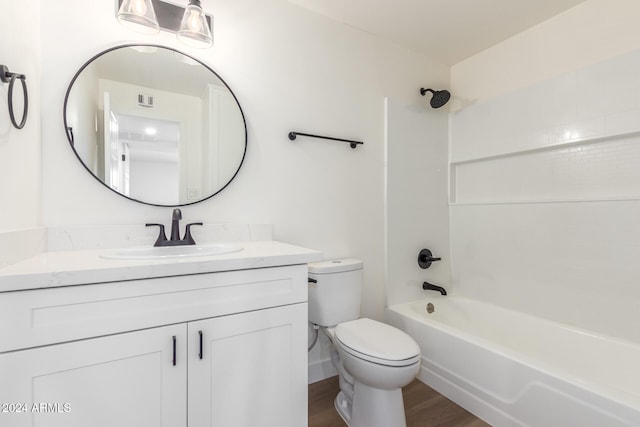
[334,318,421,367]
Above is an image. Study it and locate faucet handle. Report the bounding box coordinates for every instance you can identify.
[183,222,203,245]
[418,248,441,269]
[146,223,168,247]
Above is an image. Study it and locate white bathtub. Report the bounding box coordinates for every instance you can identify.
[386,296,640,427]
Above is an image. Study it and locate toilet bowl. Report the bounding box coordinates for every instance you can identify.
[308,259,421,427]
[335,318,421,388]
[332,318,420,427]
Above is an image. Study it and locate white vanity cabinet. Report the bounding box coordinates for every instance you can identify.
[0,324,187,427]
[188,304,307,426]
[0,263,311,427]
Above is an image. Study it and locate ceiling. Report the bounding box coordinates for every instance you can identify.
[284,0,588,65]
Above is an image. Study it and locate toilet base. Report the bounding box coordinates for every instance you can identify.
[333,380,408,427]
[350,380,407,427]
[334,391,352,425]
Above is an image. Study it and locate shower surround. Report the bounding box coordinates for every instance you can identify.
[385,44,640,425]
[449,48,640,338]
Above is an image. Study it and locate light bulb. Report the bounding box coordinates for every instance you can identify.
[187,10,202,32]
[177,1,213,48]
[131,0,147,15]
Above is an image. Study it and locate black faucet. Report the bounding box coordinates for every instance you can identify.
[146,209,203,247]
[170,208,182,241]
[423,281,447,295]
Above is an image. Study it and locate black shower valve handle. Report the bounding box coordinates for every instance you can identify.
[418,248,441,269]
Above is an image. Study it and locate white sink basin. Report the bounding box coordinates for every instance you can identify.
[101,244,243,260]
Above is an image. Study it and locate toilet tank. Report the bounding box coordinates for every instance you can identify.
[308,259,363,327]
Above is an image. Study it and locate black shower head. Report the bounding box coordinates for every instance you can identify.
[420,88,451,109]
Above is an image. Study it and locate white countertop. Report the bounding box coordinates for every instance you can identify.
[0,241,322,293]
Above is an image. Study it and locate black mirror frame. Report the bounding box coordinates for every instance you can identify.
[63,43,248,207]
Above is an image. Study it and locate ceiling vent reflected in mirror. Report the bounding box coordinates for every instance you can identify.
[137,93,154,108]
[116,0,213,49]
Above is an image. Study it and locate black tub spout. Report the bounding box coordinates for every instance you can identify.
[423,281,447,295]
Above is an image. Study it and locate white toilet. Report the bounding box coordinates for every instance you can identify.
[308,259,421,427]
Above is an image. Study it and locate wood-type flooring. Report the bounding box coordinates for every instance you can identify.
[309,376,491,427]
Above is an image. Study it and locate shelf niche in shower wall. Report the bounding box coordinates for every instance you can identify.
[449,129,640,205]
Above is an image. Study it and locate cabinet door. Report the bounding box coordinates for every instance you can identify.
[188,304,308,427]
[0,325,187,427]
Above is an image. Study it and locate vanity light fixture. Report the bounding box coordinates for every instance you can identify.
[116,0,213,48]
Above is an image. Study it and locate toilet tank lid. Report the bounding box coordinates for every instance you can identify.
[308,258,363,274]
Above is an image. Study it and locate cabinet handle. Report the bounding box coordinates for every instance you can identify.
[172,335,177,366]
[199,330,203,360]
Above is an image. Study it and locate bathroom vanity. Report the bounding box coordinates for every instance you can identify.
[0,241,321,427]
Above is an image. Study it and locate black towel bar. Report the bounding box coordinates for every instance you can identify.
[288,131,363,149]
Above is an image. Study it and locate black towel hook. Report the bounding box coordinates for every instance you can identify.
[1,64,28,129]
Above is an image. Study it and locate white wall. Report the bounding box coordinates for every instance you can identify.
[0,0,45,267]
[0,0,41,233]
[37,0,448,378]
[452,0,640,103]
[449,0,640,343]
[385,98,451,307]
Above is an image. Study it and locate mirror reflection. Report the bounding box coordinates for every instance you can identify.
[64,44,247,206]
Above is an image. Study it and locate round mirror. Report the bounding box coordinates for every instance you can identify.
[64,44,247,206]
